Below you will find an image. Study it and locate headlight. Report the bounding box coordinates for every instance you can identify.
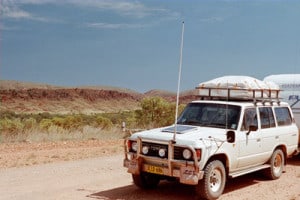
[182,149,192,160]
[131,141,138,152]
[158,148,166,157]
[142,146,149,154]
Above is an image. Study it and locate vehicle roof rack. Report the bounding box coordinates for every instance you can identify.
[195,76,282,105]
[195,87,281,105]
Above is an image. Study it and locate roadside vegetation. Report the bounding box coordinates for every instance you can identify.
[0,97,185,143]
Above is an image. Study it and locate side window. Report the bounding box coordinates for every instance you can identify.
[275,107,292,126]
[242,108,258,131]
[259,107,275,129]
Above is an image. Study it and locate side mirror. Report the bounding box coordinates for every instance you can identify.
[246,125,258,135]
[227,131,235,143]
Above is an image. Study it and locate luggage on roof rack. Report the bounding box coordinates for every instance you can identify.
[196,76,281,102]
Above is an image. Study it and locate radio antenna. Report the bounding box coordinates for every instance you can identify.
[173,21,185,142]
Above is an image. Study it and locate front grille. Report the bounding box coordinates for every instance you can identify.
[141,142,194,161]
[142,142,168,158]
[174,146,184,160]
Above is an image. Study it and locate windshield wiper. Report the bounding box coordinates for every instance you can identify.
[184,120,200,126]
[178,120,201,126]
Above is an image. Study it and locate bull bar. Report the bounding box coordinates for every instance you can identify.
[123,137,204,185]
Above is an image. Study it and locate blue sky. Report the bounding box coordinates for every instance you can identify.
[1,0,300,92]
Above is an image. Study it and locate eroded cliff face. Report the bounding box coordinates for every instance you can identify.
[0,88,142,113]
[0,80,198,114]
[1,88,141,101]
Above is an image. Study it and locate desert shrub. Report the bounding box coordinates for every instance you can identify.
[162,103,186,126]
[51,117,65,128]
[23,117,37,130]
[0,100,187,141]
[0,118,24,134]
[100,111,136,128]
[39,119,53,131]
[34,112,52,123]
[137,97,165,127]
[123,112,137,128]
[100,113,117,124]
[82,114,97,127]
[95,116,113,130]
[38,115,85,131]
[134,97,186,128]
[0,110,17,119]
[135,97,169,128]
[63,115,83,130]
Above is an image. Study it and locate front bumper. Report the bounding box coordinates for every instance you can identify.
[123,138,204,185]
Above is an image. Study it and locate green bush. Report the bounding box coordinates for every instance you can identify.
[135,97,185,128]
[0,118,24,134]
[100,111,136,128]
[39,119,53,131]
[63,115,83,130]
[51,117,65,127]
[95,116,113,130]
[0,99,186,140]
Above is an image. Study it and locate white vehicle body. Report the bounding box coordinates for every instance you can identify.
[123,76,299,200]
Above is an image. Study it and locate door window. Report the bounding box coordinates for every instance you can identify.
[274,107,292,126]
[259,107,275,129]
[242,108,258,131]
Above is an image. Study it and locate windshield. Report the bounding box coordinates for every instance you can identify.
[177,102,241,130]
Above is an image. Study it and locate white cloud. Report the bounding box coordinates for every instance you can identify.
[2,0,179,19]
[0,0,48,21]
[1,0,31,19]
[79,1,180,29]
[45,0,172,18]
[86,22,146,29]
[1,0,180,29]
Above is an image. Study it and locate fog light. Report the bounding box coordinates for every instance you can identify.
[142,146,149,154]
[183,149,192,160]
[158,148,166,157]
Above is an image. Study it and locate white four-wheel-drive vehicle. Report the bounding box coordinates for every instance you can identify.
[123,76,299,200]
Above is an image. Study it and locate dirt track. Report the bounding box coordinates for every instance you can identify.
[0,152,299,200]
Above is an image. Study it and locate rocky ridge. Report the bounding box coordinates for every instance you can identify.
[0,80,198,113]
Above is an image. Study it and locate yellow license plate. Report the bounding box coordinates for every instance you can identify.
[144,165,163,175]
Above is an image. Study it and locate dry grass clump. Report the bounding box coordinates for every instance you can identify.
[0,97,184,143]
[0,111,130,143]
[1,126,126,143]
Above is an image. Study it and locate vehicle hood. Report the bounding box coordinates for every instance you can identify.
[129,125,228,147]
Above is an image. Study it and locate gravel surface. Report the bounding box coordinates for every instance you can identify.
[0,141,299,200]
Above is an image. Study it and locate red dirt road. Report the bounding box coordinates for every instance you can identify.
[0,153,299,200]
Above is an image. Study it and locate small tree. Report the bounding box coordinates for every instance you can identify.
[136,97,185,128]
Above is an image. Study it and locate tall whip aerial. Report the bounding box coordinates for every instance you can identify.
[173,21,185,142]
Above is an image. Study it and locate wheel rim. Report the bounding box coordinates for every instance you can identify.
[209,168,222,192]
[273,153,283,174]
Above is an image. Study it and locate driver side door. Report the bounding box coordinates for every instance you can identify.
[236,107,263,169]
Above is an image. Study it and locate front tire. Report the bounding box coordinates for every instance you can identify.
[196,160,226,200]
[264,149,285,180]
[132,172,160,189]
